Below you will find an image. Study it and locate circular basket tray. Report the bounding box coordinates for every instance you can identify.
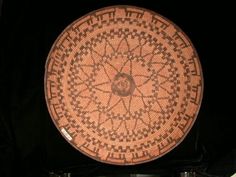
[44,6,203,165]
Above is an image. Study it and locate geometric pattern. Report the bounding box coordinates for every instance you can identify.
[44,6,203,165]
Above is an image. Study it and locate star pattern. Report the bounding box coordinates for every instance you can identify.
[68,32,178,135]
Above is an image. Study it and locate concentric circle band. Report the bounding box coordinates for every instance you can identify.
[44,6,203,165]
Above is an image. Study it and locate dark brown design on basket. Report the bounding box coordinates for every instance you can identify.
[45,6,203,165]
[111,73,136,97]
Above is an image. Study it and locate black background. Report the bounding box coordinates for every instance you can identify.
[1,0,236,177]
